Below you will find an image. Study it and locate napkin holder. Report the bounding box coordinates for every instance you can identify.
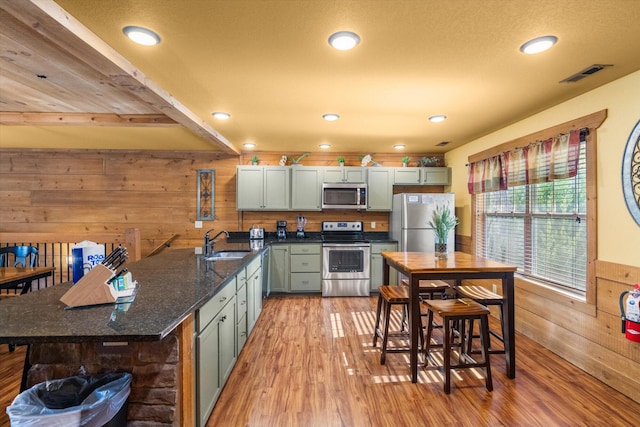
[60,264,117,308]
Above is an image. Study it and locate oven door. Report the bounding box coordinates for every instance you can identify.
[322,243,370,280]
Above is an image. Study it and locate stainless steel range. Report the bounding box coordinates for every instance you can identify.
[321,221,370,297]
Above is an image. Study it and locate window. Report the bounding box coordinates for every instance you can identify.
[475,140,587,292]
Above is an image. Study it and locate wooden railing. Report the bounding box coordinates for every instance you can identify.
[0,228,141,290]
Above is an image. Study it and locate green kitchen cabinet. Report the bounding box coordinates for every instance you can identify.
[246,256,263,334]
[421,167,451,185]
[370,242,398,291]
[291,167,323,210]
[235,279,247,354]
[393,167,422,184]
[236,166,290,210]
[322,166,367,183]
[289,244,321,292]
[367,167,394,211]
[269,244,289,293]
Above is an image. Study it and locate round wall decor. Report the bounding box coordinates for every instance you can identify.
[622,120,640,226]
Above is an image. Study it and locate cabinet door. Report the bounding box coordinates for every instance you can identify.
[236,166,264,210]
[247,265,263,332]
[291,167,322,210]
[323,167,345,183]
[344,167,366,183]
[421,167,451,185]
[269,245,289,293]
[370,253,383,291]
[263,167,290,209]
[218,298,237,385]
[394,167,421,184]
[290,272,322,292]
[367,168,393,211]
[197,321,220,427]
[371,243,398,290]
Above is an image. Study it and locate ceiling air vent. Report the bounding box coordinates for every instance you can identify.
[560,64,613,83]
[436,141,450,147]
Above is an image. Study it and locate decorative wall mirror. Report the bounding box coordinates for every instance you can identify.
[622,120,640,226]
[197,169,215,221]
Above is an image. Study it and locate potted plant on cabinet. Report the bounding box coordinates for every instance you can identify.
[418,156,440,167]
[251,155,259,165]
[288,152,310,166]
[402,156,410,167]
[337,156,345,167]
[428,204,458,260]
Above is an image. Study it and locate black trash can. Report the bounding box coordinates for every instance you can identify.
[6,373,131,426]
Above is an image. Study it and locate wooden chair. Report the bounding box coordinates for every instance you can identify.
[456,285,505,355]
[372,285,423,364]
[423,298,493,394]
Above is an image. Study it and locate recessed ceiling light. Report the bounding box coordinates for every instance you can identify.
[322,113,340,121]
[122,26,161,46]
[393,144,406,149]
[520,35,558,54]
[243,143,255,148]
[328,31,360,51]
[319,144,331,149]
[212,112,231,120]
[428,115,447,123]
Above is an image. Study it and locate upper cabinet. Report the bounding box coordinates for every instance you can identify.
[394,167,451,186]
[236,166,290,210]
[291,167,323,210]
[323,167,367,183]
[367,167,394,211]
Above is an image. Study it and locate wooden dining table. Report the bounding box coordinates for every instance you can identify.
[0,266,55,294]
[381,251,517,383]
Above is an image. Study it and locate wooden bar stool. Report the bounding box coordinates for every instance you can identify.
[423,298,493,394]
[456,285,505,355]
[400,279,450,333]
[372,285,423,364]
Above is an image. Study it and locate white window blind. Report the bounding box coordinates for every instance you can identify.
[475,140,587,292]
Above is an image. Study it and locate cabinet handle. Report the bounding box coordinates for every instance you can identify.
[219,296,227,302]
[220,315,227,322]
[302,262,309,266]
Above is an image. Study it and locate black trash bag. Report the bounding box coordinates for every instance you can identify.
[6,372,131,427]
[37,373,125,410]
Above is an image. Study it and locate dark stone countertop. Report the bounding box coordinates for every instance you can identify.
[0,241,265,345]
[0,232,396,345]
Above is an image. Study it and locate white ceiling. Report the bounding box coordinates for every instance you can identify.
[2,0,640,155]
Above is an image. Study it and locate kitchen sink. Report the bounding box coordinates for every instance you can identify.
[205,250,250,261]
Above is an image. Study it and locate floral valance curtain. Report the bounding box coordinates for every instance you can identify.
[467,129,582,194]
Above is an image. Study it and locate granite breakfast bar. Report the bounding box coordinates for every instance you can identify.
[0,242,266,426]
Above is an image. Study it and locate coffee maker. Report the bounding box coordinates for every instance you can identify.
[276,220,287,240]
[296,216,307,239]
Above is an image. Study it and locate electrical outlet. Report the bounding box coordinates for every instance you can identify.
[492,284,498,293]
[371,221,376,229]
[195,221,203,229]
[195,247,203,255]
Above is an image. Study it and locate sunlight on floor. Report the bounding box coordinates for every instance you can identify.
[330,312,344,338]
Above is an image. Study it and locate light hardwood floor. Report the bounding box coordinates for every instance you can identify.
[2,296,639,426]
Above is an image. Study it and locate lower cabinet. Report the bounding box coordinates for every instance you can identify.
[370,242,398,291]
[290,244,321,292]
[269,244,289,293]
[196,254,264,426]
[196,292,236,427]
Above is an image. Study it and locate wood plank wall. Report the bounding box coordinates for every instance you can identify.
[0,149,445,256]
[463,260,640,403]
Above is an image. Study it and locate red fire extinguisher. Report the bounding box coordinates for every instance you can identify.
[620,284,640,343]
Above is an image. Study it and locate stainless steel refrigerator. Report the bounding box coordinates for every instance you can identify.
[390,193,456,253]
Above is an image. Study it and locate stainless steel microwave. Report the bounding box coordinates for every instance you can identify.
[322,183,367,209]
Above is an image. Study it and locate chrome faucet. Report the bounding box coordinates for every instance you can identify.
[204,229,229,256]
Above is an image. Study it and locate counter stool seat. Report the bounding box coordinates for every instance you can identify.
[400,279,450,332]
[373,285,423,364]
[456,285,505,355]
[423,298,493,394]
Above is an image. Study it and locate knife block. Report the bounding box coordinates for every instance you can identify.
[60,264,117,308]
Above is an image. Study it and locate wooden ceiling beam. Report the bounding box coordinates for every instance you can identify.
[0,0,240,155]
[0,112,179,127]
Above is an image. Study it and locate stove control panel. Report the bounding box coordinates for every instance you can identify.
[321,221,363,232]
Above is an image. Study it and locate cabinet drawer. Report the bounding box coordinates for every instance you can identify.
[198,279,236,332]
[236,284,247,320]
[371,243,398,254]
[290,273,321,291]
[245,256,261,278]
[290,244,321,255]
[290,254,321,272]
